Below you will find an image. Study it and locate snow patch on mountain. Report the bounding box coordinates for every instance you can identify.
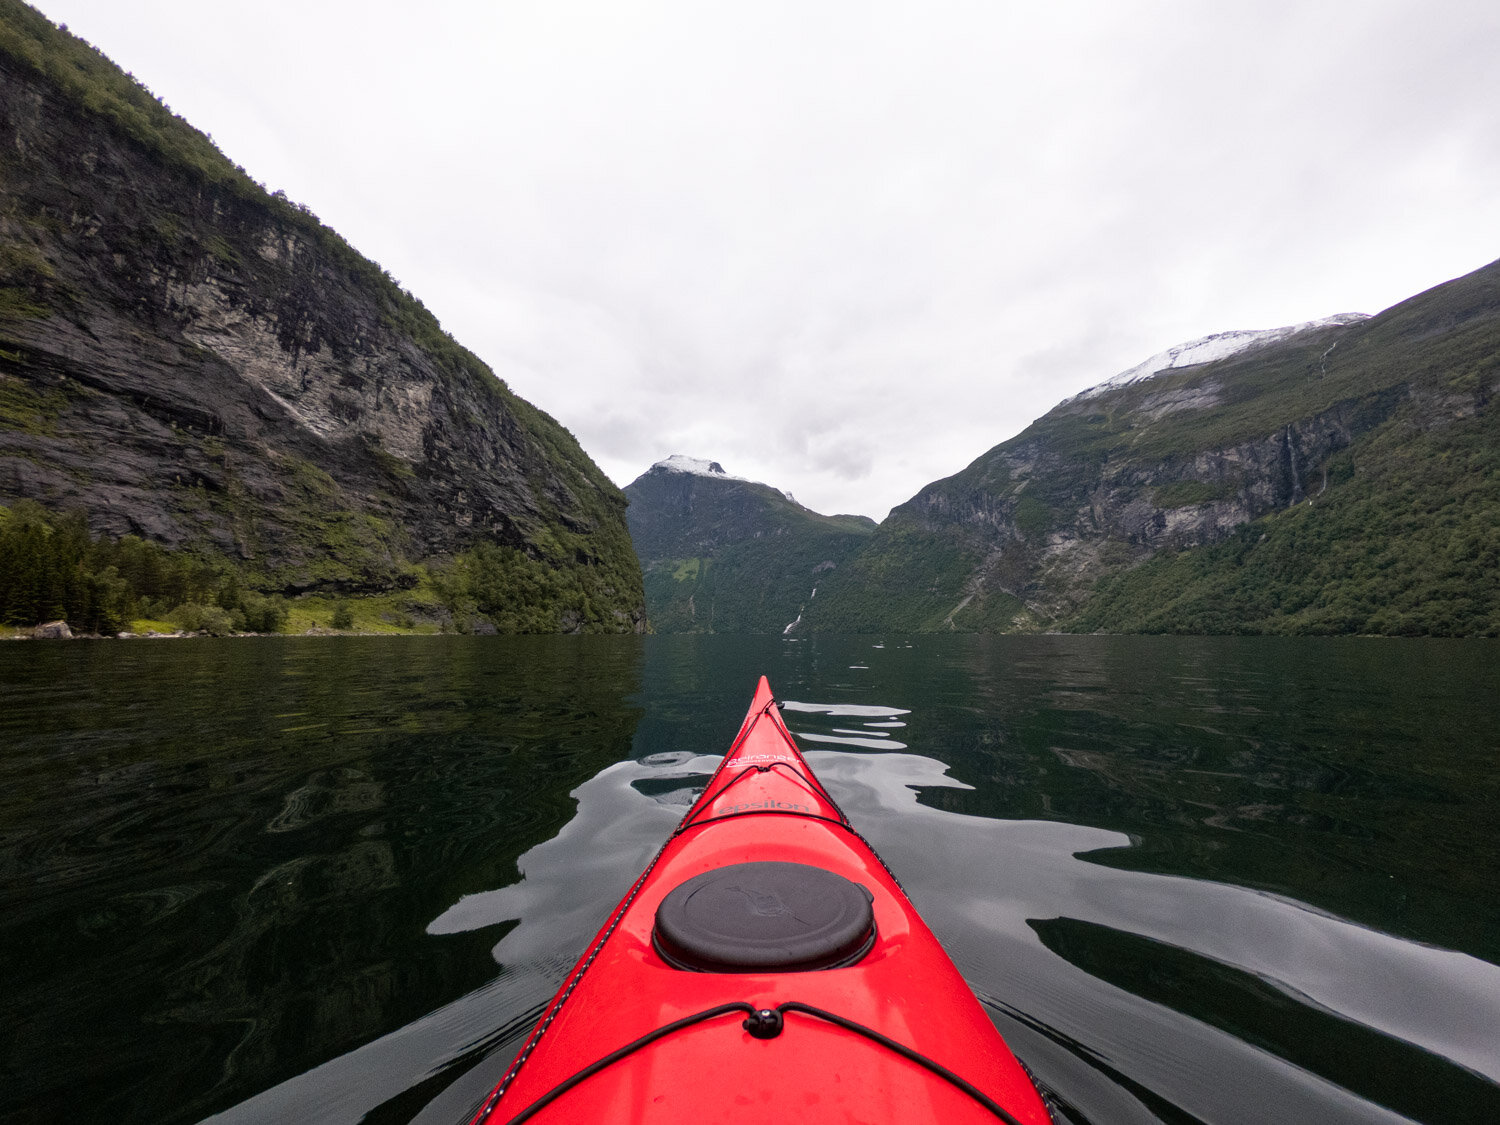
[655,454,733,478]
[651,455,798,503]
[1073,313,1370,401]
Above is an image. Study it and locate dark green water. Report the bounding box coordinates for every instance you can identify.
[1,634,1497,1124]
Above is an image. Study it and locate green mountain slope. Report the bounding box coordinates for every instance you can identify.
[624,457,874,633]
[805,257,1500,637]
[0,2,643,633]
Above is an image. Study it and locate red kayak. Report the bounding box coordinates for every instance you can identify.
[470,677,1053,1124]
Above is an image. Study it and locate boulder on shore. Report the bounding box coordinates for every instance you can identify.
[32,621,73,640]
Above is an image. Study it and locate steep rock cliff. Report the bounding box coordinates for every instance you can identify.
[0,6,643,630]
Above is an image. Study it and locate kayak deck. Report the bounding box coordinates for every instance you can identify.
[472,678,1052,1124]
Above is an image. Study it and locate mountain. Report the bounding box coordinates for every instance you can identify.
[804,258,1500,636]
[0,3,643,634]
[624,456,875,633]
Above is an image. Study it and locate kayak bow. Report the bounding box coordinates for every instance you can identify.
[471,677,1053,1124]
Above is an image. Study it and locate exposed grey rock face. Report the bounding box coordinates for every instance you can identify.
[886,368,1408,625]
[0,48,643,625]
[1024,400,1362,533]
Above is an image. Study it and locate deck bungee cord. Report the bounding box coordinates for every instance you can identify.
[493,999,1033,1125]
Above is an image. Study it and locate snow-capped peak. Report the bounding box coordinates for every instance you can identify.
[651,455,798,503]
[655,455,733,478]
[1073,313,1369,401]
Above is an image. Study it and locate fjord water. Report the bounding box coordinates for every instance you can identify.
[2,636,1497,1125]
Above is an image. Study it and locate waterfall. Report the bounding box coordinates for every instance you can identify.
[783,587,817,634]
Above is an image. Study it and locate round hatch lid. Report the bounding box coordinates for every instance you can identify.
[652,861,875,972]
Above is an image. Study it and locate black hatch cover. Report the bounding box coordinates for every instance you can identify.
[652,860,875,972]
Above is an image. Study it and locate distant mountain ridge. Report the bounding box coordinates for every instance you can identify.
[801,259,1500,636]
[625,456,873,633]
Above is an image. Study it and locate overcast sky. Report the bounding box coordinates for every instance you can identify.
[32,0,1500,518]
